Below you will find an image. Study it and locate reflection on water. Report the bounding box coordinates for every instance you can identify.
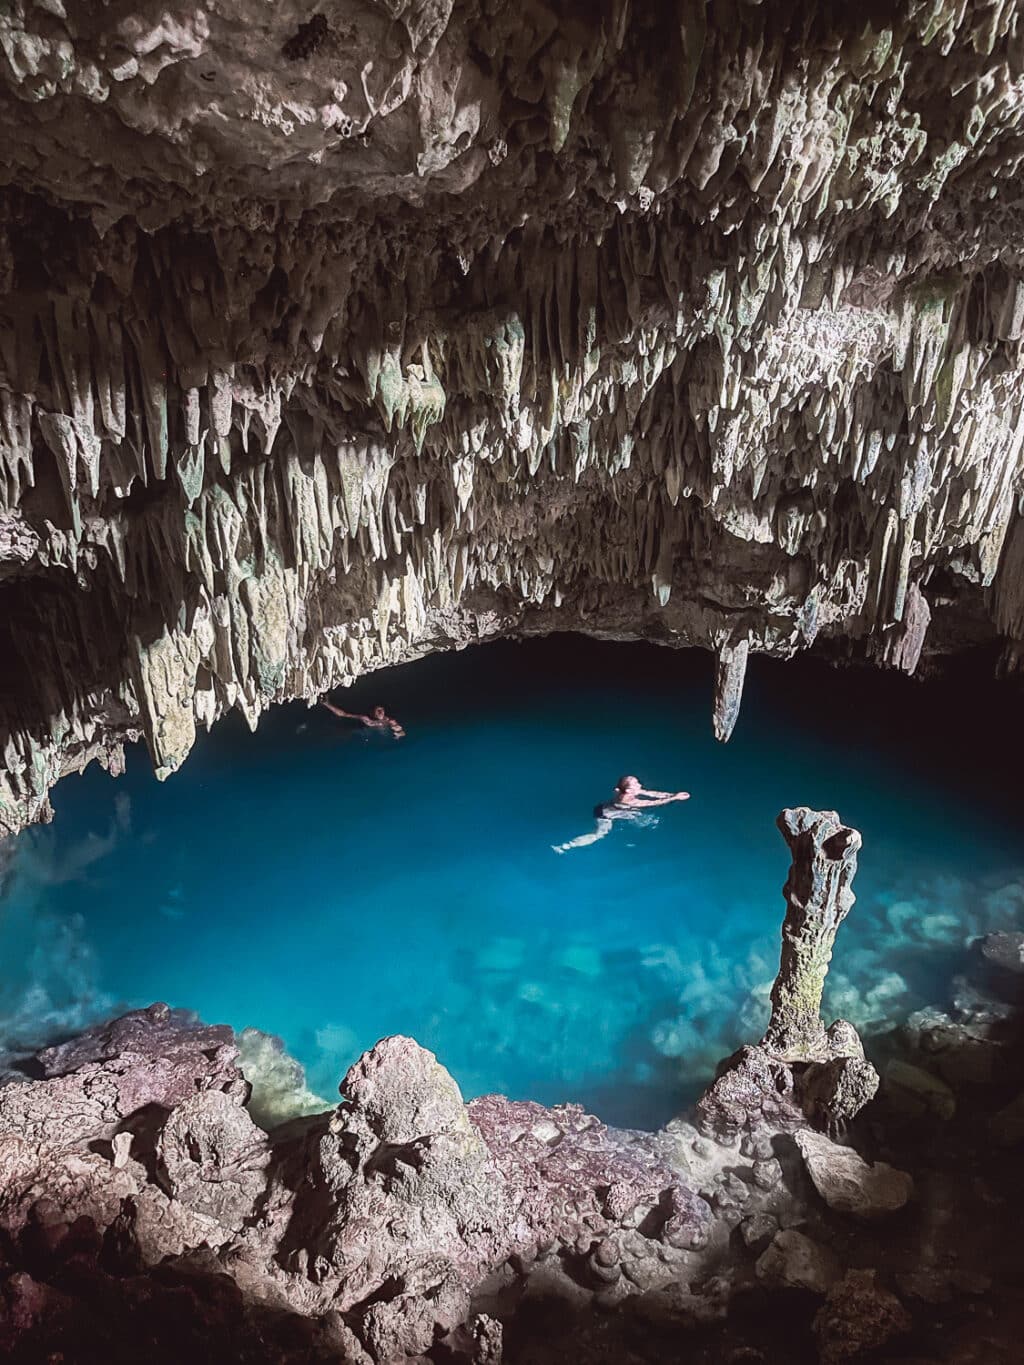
[1,638,1022,1129]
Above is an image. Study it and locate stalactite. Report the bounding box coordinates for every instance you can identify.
[2,1,1024,830]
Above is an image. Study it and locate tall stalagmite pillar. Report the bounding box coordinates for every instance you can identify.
[762,807,862,1062]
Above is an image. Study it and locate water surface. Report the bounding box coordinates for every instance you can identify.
[2,637,1022,1128]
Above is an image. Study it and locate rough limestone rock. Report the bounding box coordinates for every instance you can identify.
[795,1129,914,1219]
[699,808,878,1136]
[36,1000,237,1083]
[755,1228,842,1296]
[0,1016,725,1360]
[156,1089,270,1228]
[4,4,1024,830]
[813,1269,912,1365]
[0,1016,733,1360]
[763,808,862,1062]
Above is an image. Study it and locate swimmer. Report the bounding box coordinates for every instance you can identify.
[321,699,406,739]
[552,775,689,853]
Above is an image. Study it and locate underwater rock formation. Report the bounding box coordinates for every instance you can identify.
[699,807,879,1137]
[4,2,1024,828]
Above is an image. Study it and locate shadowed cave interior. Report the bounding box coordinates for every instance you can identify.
[5,0,1024,1360]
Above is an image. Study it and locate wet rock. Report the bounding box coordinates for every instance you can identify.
[795,1130,913,1219]
[902,1007,1005,1087]
[813,1269,912,1364]
[755,1229,842,1295]
[883,1060,956,1121]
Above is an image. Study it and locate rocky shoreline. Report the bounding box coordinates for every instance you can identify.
[0,809,1020,1364]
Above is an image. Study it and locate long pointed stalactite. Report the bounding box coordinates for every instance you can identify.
[3,1,1024,831]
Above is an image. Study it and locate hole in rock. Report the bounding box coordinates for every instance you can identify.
[1,636,1021,1131]
[282,14,329,62]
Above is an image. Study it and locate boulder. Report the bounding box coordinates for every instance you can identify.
[156,1090,269,1230]
[340,1034,475,1143]
[795,1130,913,1219]
[814,1269,911,1364]
[883,1060,956,1120]
[755,1229,842,1294]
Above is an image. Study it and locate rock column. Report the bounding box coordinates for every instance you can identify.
[762,808,862,1062]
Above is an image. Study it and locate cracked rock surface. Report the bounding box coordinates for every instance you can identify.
[4,1,1024,829]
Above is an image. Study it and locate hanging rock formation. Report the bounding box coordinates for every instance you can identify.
[3,1,1024,829]
[698,807,879,1136]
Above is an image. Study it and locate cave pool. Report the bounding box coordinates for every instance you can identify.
[2,636,1022,1130]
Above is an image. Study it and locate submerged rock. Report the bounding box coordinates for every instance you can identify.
[980,932,1024,976]
[795,1130,913,1220]
[235,1027,329,1130]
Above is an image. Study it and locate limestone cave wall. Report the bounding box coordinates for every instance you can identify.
[3,0,1024,832]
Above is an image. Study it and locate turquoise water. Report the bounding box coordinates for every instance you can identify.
[2,638,1022,1128]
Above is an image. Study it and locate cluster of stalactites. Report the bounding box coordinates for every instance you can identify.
[3,209,1024,832]
[5,0,1024,829]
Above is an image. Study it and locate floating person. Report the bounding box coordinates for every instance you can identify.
[552,775,689,853]
[321,698,406,739]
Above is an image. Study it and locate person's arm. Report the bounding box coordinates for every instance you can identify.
[629,793,689,808]
[389,720,406,738]
[323,701,373,723]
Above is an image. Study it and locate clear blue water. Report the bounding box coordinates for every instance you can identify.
[2,638,1022,1129]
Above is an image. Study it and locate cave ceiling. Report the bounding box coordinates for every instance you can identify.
[2,0,1024,833]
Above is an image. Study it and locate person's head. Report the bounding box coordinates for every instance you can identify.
[616,775,640,795]
[373,705,386,721]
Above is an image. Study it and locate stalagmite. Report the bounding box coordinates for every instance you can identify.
[698,808,879,1137]
[762,808,862,1063]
